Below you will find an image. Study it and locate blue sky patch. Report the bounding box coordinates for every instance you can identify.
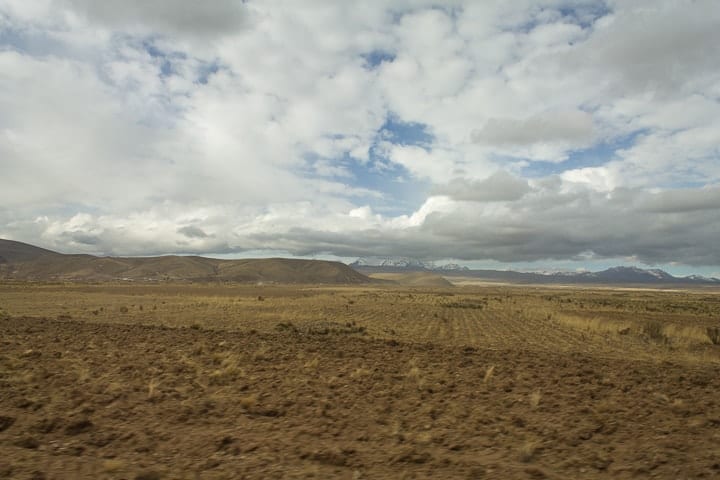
[361,50,396,69]
[303,150,430,217]
[196,61,221,84]
[558,3,612,30]
[348,157,430,216]
[141,40,187,78]
[378,114,434,147]
[521,130,646,178]
[511,2,611,34]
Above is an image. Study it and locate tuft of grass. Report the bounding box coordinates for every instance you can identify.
[415,432,433,445]
[351,367,372,379]
[406,366,421,380]
[102,459,125,473]
[147,378,161,400]
[663,324,712,345]
[304,356,320,369]
[519,442,537,463]
[209,353,244,385]
[252,346,270,362]
[104,381,124,396]
[642,321,666,342]
[554,313,630,335]
[239,393,258,410]
[76,366,91,383]
[483,365,495,384]
[529,390,541,409]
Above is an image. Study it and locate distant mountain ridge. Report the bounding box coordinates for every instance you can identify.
[351,258,720,285]
[0,239,372,284]
[351,257,469,271]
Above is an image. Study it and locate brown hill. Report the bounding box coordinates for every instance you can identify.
[0,239,372,284]
[0,239,62,263]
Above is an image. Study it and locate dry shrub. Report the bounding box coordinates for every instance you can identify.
[209,363,244,386]
[304,356,320,369]
[554,313,630,335]
[707,327,720,345]
[642,321,666,342]
[663,324,712,345]
[239,393,258,410]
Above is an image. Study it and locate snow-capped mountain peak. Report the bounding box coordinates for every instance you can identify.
[350,257,469,271]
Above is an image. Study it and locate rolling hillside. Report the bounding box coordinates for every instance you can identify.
[0,239,371,284]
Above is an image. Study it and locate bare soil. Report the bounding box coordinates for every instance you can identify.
[2,312,720,479]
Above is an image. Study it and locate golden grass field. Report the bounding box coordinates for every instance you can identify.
[1,281,720,479]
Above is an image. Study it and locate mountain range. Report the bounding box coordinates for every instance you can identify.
[2,239,717,286]
[0,239,370,284]
[351,257,469,271]
[351,258,720,285]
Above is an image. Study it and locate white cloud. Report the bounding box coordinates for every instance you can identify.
[63,0,247,39]
[472,110,594,147]
[433,171,532,202]
[1,0,719,270]
[385,144,459,183]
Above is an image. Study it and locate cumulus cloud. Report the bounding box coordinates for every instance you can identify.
[177,226,210,239]
[471,110,594,146]
[63,0,247,38]
[433,171,531,202]
[1,0,719,272]
[636,186,720,214]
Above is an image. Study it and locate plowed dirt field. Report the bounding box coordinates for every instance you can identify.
[1,283,719,479]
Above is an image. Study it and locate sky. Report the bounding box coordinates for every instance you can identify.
[1,0,719,277]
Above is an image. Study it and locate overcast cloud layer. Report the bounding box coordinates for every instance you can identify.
[1,0,719,274]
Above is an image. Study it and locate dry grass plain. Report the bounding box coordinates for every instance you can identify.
[1,281,720,479]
